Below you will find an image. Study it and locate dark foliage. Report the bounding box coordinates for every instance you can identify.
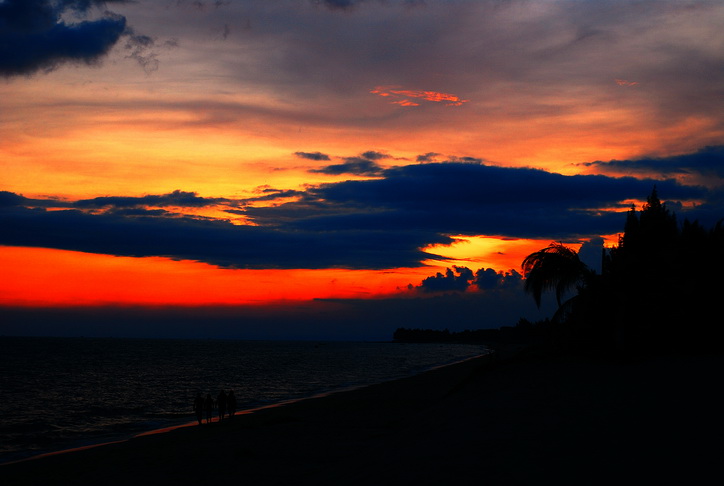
[395,187,723,356]
[558,187,723,354]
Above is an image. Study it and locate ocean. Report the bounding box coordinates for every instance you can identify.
[0,337,487,464]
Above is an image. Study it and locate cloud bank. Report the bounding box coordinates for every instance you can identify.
[416,266,523,293]
[2,148,719,270]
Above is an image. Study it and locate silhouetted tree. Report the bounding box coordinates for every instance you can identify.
[521,242,590,308]
[401,188,722,354]
[529,187,723,354]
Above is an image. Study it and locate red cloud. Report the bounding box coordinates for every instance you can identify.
[371,86,469,107]
[615,79,639,87]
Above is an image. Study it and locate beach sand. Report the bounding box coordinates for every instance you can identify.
[2,348,722,485]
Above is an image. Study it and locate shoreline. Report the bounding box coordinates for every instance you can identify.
[3,349,722,485]
[1,351,490,467]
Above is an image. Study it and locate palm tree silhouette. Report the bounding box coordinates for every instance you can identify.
[521,242,590,309]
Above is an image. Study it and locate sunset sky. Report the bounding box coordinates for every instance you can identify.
[2,0,723,340]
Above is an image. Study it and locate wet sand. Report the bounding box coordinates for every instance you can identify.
[2,349,722,485]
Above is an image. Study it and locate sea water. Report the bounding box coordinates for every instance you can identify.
[0,337,487,464]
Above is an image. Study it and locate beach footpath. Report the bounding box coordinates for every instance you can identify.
[2,349,722,485]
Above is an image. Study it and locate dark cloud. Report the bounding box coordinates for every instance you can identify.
[0,190,26,207]
[419,266,474,292]
[360,151,389,161]
[123,29,160,74]
[472,268,501,290]
[416,266,524,293]
[308,151,389,176]
[234,188,305,205]
[416,152,440,163]
[581,146,724,187]
[309,157,385,176]
[277,161,709,239]
[74,190,228,209]
[316,0,362,10]
[473,268,524,290]
[315,0,423,12]
[0,190,68,209]
[0,204,447,269]
[0,0,130,77]
[294,151,331,161]
[2,148,720,270]
[176,0,231,10]
[577,237,605,274]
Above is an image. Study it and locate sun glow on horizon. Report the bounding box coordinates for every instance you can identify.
[422,236,565,273]
[0,246,444,307]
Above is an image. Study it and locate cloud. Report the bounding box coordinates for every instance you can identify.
[307,151,391,176]
[371,86,469,107]
[0,191,27,207]
[9,0,715,159]
[0,0,130,77]
[415,266,524,293]
[473,268,524,291]
[73,190,229,209]
[233,188,305,206]
[157,0,720,158]
[580,146,724,188]
[315,0,423,11]
[360,151,389,161]
[277,161,708,239]
[0,190,68,208]
[0,204,447,269]
[577,236,605,274]
[309,156,386,176]
[416,152,440,163]
[294,151,331,161]
[318,0,361,9]
[1,148,719,270]
[419,266,474,292]
[123,29,160,74]
[615,79,639,87]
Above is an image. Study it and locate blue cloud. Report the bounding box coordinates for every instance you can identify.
[419,266,474,292]
[2,147,720,270]
[0,0,131,76]
[268,161,709,239]
[581,146,724,181]
[294,151,331,161]
[308,151,389,176]
[309,157,385,176]
[0,205,448,269]
[74,190,228,209]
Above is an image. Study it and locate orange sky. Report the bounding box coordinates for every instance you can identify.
[0,247,429,306]
[1,1,722,335]
[1,235,569,307]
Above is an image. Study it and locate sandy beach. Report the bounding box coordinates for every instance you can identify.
[2,348,722,486]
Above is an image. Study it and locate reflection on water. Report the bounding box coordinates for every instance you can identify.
[0,337,487,463]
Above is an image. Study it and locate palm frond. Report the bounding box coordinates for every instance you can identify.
[521,242,589,308]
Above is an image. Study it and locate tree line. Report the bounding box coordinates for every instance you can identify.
[397,188,723,355]
[521,187,724,354]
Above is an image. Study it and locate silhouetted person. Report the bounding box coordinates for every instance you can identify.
[227,390,237,418]
[204,393,214,424]
[193,393,204,425]
[217,390,227,421]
